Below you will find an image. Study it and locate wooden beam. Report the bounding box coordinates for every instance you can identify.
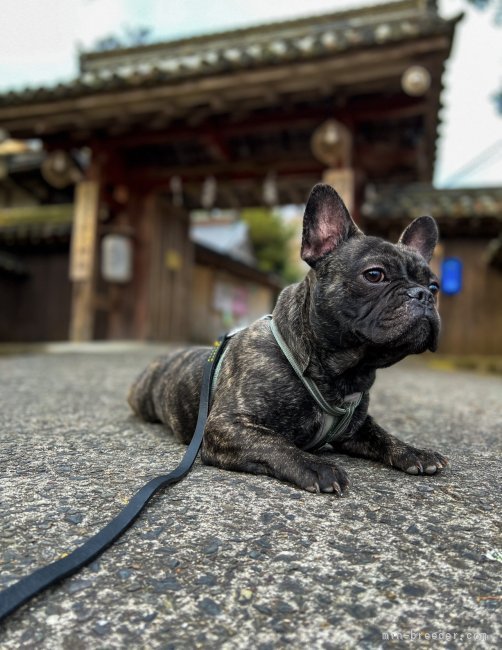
[128,156,324,184]
[123,136,421,183]
[70,93,424,153]
[33,76,433,149]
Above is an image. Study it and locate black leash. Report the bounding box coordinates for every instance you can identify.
[0,334,231,625]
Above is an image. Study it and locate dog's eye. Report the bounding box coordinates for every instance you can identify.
[363,268,386,283]
[429,282,440,295]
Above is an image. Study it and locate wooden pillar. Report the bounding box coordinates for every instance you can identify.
[322,168,355,215]
[132,191,193,342]
[311,119,357,220]
[68,180,100,341]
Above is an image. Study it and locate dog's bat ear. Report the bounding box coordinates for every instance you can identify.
[398,215,438,263]
[301,184,361,267]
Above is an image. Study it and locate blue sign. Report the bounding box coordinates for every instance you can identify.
[441,257,463,295]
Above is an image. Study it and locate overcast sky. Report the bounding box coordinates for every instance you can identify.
[0,0,501,187]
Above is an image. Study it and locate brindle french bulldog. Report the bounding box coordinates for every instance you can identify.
[128,184,448,495]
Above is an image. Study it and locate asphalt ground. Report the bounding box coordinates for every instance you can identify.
[0,347,500,649]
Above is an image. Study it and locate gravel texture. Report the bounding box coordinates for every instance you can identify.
[0,347,500,649]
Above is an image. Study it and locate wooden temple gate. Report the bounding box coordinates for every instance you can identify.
[0,0,459,342]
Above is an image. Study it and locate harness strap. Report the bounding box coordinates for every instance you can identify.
[267,316,363,451]
[0,334,232,625]
[210,319,267,405]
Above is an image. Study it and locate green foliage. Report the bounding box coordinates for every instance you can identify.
[241,208,301,283]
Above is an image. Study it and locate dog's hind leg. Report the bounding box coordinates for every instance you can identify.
[128,348,209,442]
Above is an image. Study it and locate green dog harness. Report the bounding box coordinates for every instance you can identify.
[266,316,363,452]
[210,316,363,452]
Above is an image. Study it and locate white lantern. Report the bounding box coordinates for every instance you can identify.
[101,234,133,283]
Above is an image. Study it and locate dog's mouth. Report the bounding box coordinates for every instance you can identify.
[413,315,439,352]
[354,305,440,355]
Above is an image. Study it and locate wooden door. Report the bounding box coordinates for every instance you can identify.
[141,194,193,342]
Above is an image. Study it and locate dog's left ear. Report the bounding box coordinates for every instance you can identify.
[398,216,438,263]
[301,183,361,267]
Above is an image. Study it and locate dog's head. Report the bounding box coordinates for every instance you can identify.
[301,184,440,364]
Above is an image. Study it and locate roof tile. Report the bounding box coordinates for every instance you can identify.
[363,185,502,220]
[0,0,456,107]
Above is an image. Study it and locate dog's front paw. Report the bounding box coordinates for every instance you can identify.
[293,457,350,495]
[391,445,448,476]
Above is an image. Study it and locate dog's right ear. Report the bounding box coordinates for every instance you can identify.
[301,184,361,268]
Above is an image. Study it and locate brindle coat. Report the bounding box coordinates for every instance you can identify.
[128,184,448,495]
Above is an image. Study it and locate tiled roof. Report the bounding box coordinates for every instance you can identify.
[362,185,502,220]
[0,204,73,225]
[0,221,71,245]
[0,1,455,107]
[0,205,73,245]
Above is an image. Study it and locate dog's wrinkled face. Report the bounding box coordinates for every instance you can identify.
[301,184,441,364]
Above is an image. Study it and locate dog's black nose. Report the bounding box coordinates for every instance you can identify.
[407,286,433,305]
